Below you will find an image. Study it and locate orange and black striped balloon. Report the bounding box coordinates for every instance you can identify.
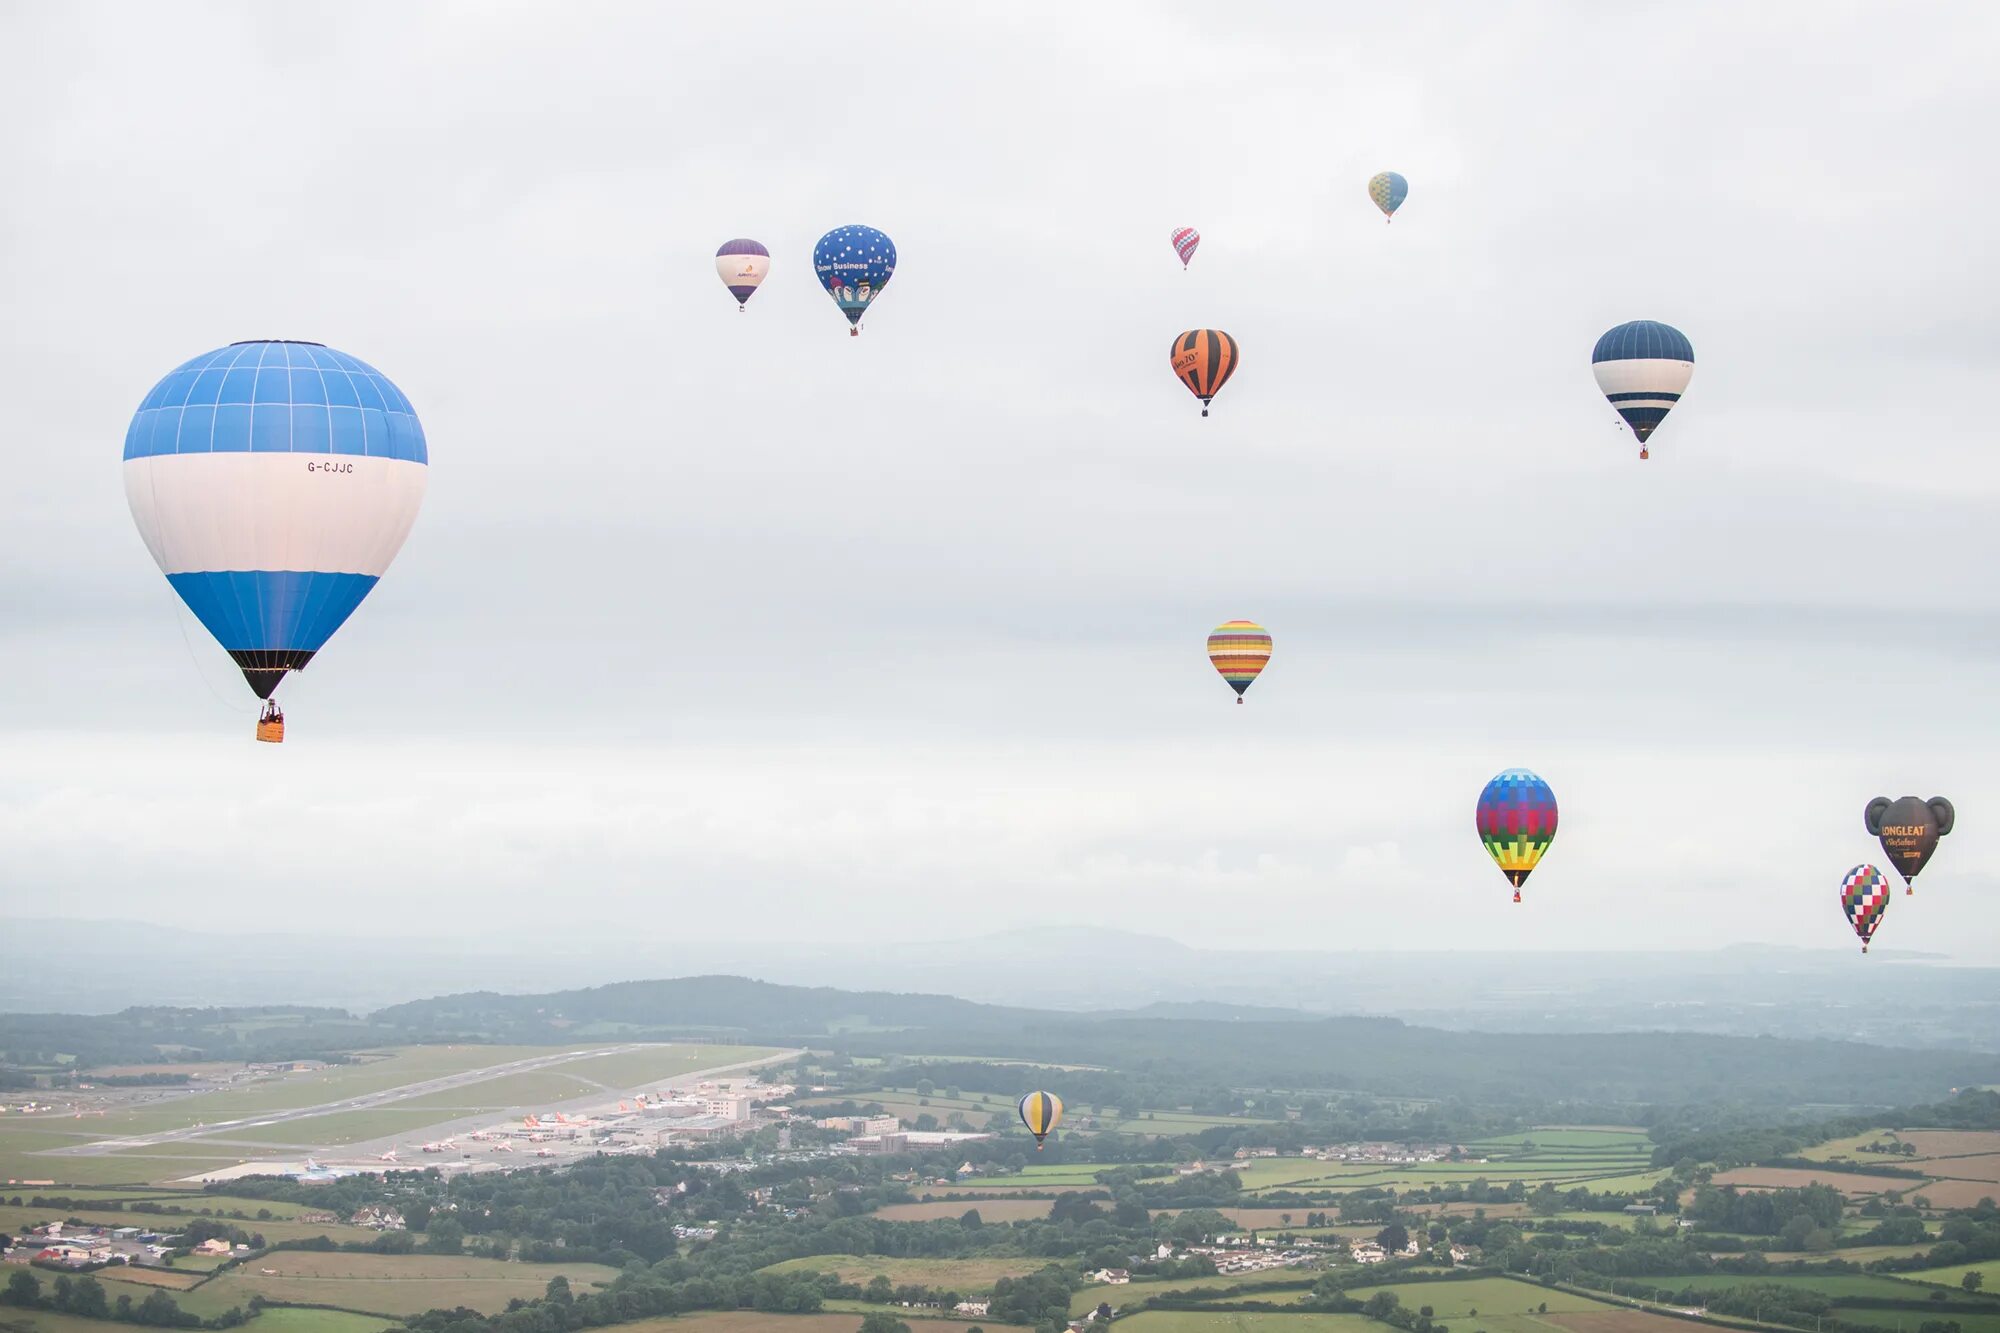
[1170,329,1239,417]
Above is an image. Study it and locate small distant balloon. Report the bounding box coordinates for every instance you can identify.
[1170,329,1239,417]
[1171,227,1200,269]
[1591,321,1694,460]
[1476,769,1558,903]
[1842,864,1892,953]
[715,239,770,311]
[1018,1090,1063,1150]
[1864,795,1955,894]
[1207,620,1271,703]
[813,225,896,336]
[1367,171,1408,222]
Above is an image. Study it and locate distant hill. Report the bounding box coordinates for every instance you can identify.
[370,974,2000,1109]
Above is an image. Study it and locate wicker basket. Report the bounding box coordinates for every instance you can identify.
[255,716,285,744]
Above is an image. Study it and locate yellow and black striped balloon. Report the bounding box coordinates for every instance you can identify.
[1017,1090,1063,1148]
[1170,329,1240,417]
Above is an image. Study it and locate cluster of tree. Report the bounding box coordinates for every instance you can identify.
[370,974,2000,1108]
[1687,1182,1844,1242]
[1,1269,225,1328]
[1648,1089,2000,1170]
[0,1007,377,1069]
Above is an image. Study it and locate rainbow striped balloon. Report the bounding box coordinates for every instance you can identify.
[1207,620,1271,703]
[1476,768,1558,902]
[1842,864,1892,954]
[1171,226,1200,268]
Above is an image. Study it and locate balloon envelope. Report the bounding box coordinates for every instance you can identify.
[1171,227,1200,267]
[1170,329,1239,416]
[1018,1090,1063,1146]
[813,225,896,331]
[1367,171,1408,218]
[1842,863,1892,952]
[715,238,770,308]
[123,340,428,701]
[1476,769,1558,899]
[1592,321,1694,449]
[1207,620,1271,699]
[1864,795,1953,891]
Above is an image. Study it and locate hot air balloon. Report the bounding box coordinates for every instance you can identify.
[1367,171,1408,222]
[1864,795,1955,894]
[813,225,896,335]
[1170,329,1238,417]
[1018,1090,1063,1149]
[1207,620,1271,703]
[1842,863,1893,953]
[715,239,770,311]
[123,340,428,743]
[1592,321,1694,460]
[1171,227,1200,269]
[1476,769,1558,903]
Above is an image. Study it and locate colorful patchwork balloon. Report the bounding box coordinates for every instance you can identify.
[1170,329,1239,417]
[1592,320,1694,460]
[715,238,770,310]
[1367,171,1408,221]
[1842,864,1892,953]
[1018,1090,1063,1149]
[1476,769,1558,903]
[1207,620,1271,703]
[1171,226,1200,268]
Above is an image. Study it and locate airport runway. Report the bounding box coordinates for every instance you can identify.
[51,1043,796,1160]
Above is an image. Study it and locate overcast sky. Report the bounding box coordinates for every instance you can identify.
[3,2,1998,963]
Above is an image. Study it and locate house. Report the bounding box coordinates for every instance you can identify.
[1351,1241,1387,1264]
[955,1302,990,1317]
[348,1207,406,1231]
[1090,1268,1130,1284]
[193,1238,232,1256]
[1623,1204,1657,1216]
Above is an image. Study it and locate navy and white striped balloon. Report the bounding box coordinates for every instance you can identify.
[1591,320,1694,459]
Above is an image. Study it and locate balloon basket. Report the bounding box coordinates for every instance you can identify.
[1862,944,1870,954]
[256,717,285,744]
[1639,448,1649,460]
[849,327,859,337]
[1513,889,1522,903]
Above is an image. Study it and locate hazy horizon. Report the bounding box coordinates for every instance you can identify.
[4,4,1999,959]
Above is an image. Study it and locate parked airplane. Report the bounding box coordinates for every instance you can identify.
[535,1148,556,1158]
[377,1150,399,1163]
[490,1140,514,1153]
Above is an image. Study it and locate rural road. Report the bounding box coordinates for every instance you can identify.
[53,1043,794,1157]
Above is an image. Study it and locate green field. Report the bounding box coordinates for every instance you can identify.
[0,1311,394,1333]
[1345,1276,1620,1319]
[758,1254,1049,1292]
[954,1162,1137,1188]
[1110,1314,1382,1333]
[169,1251,622,1318]
[1651,1273,1940,1300]
[0,1204,373,1246]
[1071,1269,1314,1315]
[1910,1258,2000,1289]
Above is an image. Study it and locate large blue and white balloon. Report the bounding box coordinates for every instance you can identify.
[123,340,428,718]
[1591,320,1694,460]
[813,225,896,335]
